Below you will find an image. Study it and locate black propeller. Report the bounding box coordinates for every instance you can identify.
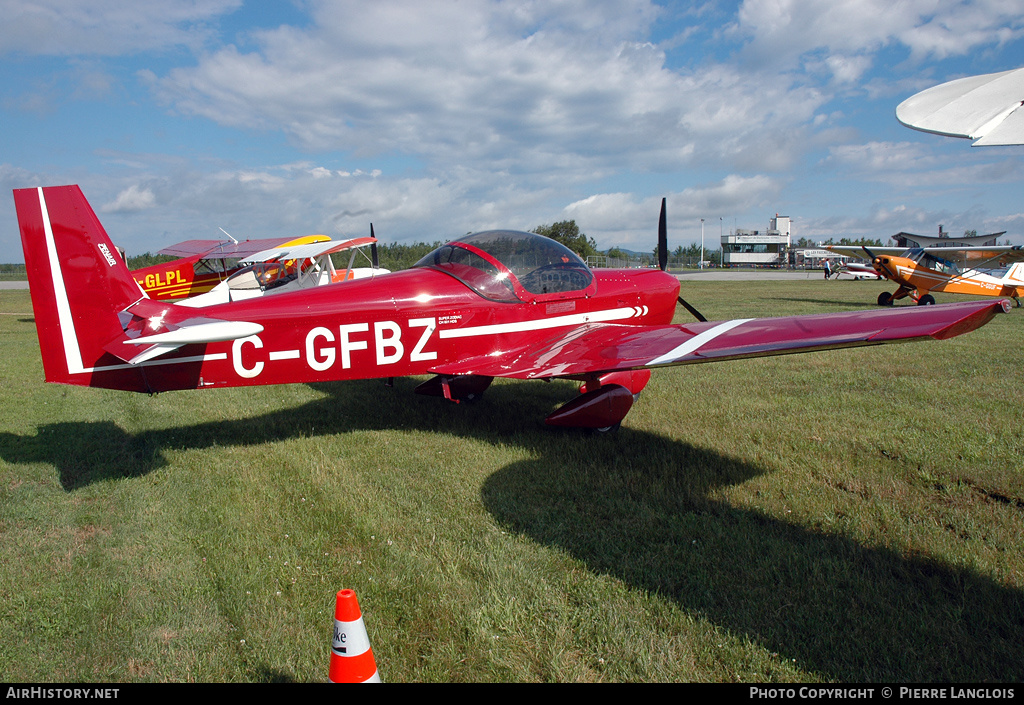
[659,197,707,323]
[860,244,894,279]
[370,223,379,269]
[658,198,668,272]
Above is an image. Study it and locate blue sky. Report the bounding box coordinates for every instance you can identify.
[1,0,1023,261]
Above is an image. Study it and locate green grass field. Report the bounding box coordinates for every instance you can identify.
[1,280,1021,683]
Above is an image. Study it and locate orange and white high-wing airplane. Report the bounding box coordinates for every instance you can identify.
[825,244,1024,306]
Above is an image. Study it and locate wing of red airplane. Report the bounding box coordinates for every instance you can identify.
[429,302,1007,381]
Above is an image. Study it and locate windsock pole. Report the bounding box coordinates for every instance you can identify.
[329,589,381,683]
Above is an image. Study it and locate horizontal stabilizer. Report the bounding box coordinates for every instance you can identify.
[104,318,264,364]
[126,319,264,346]
[128,343,186,366]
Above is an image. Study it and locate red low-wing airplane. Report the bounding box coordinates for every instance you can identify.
[14,186,1010,430]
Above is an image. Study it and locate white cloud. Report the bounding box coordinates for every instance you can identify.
[0,0,241,56]
[101,184,156,213]
[823,140,1024,190]
[733,0,1024,76]
[149,1,829,182]
[825,141,939,172]
[562,174,783,248]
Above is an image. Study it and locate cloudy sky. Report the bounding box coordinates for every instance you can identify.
[1,0,1023,260]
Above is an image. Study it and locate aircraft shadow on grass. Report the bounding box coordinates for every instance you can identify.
[1,377,1021,682]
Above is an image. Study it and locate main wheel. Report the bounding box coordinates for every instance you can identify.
[877,291,894,306]
[917,294,935,306]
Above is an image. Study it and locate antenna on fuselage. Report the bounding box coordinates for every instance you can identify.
[659,197,707,322]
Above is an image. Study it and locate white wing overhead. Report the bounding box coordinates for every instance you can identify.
[896,67,1024,146]
[241,237,375,264]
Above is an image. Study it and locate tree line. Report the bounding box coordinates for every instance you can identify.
[794,236,885,247]
[2,222,909,279]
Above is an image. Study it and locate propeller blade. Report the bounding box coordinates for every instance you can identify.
[860,244,891,279]
[370,223,379,269]
[658,197,707,322]
[658,198,668,271]
[677,295,707,323]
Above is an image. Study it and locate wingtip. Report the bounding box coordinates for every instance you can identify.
[930,299,1009,340]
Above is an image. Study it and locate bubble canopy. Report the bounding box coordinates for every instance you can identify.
[413,230,595,302]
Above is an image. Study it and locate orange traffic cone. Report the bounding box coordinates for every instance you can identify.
[329,589,381,683]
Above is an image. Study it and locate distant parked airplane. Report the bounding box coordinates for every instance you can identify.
[834,261,882,280]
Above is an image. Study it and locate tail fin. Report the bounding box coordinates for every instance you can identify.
[14,185,145,386]
[1005,261,1024,284]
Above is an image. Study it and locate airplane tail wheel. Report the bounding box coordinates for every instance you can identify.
[917,294,935,306]
[877,291,894,306]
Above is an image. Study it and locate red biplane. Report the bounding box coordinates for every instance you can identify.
[131,233,334,300]
[14,185,1009,431]
[176,237,389,308]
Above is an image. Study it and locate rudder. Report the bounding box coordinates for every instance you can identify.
[14,185,145,386]
[1005,261,1024,284]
